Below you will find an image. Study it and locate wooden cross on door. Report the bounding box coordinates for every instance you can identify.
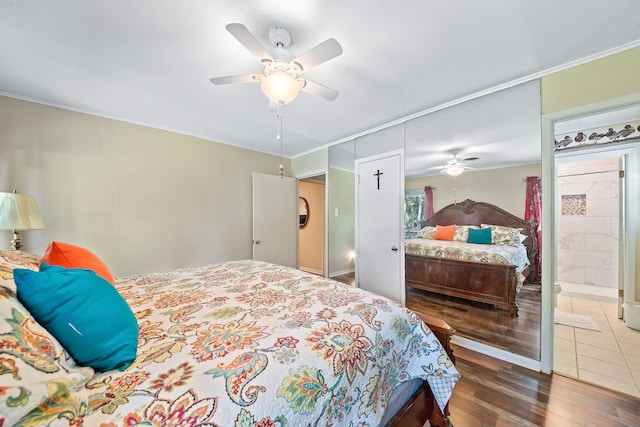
[373,169,383,190]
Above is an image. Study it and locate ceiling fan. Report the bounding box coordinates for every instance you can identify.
[437,151,477,176]
[209,23,343,107]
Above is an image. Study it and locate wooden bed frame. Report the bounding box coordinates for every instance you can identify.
[405,199,538,317]
[390,312,456,427]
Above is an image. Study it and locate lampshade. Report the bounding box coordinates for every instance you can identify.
[445,163,465,177]
[0,191,45,251]
[0,192,46,230]
[260,71,301,104]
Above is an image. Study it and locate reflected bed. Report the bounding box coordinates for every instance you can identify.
[405,199,538,316]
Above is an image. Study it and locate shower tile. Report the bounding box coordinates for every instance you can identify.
[560,216,611,234]
[584,268,617,288]
[559,249,610,269]
[585,234,618,252]
[586,199,618,216]
[586,181,614,199]
[557,267,585,284]
[558,232,585,250]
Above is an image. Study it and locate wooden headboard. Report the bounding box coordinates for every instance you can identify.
[421,199,538,282]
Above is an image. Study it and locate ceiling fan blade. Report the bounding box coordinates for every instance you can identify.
[209,74,260,85]
[294,38,342,72]
[301,79,339,101]
[225,23,273,62]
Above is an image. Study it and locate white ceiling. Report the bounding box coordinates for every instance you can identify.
[1,1,639,175]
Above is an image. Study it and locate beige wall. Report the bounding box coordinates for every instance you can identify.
[541,47,640,300]
[298,181,325,275]
[405,164,542,218]
[0,96,289,277]
[541,47,640,114]
[292,148,328,178]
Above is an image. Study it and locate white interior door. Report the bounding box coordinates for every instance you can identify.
[355,150,405,304]
[252,172,297,268]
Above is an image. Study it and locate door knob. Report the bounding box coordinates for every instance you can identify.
[254,240,261,245]
[391,245,398,252]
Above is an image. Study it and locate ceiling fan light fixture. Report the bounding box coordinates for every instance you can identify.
[260,70,301,104]
[445,163,465,176]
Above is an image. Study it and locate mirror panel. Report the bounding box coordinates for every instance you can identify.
[299,197,309,228]
[328,140,356,280]
[403,80,543,361]
[326,81,543,361]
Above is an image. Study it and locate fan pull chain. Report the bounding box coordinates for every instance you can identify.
[453,175,457,204]
[277,102,284,179]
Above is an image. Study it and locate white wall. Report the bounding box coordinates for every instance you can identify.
[0,96,288,277]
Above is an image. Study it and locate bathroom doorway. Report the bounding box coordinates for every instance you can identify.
[556,155,621,303]
[552,106,640,397]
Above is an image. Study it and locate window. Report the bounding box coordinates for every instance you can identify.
[405,189,426,238]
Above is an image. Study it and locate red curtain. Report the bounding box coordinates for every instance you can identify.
[525,176,542,283]
[424,186,434,218]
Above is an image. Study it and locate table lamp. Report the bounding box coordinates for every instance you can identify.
[0,190,46,250]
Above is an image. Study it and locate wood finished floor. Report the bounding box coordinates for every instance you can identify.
[331,273,640,425]
[332,272,541,359]
[405,284,541,360]
[449,345,640,426]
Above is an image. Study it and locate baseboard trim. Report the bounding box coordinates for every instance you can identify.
[452,336,541,372]
[299,266,323,276]
[329,268,355,277]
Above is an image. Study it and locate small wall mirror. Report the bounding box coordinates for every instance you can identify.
[299,197,309,228]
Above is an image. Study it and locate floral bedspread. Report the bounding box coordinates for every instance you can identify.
[405,239,529,291]
[0,257,459,426]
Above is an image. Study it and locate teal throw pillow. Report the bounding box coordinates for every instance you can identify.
[467,227,492,245]
[14,263,138,372]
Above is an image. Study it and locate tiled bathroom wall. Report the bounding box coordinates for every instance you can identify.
[557,157,619,288]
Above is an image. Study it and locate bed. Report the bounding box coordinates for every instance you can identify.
[0,248,459,427]
[405,199,538,317]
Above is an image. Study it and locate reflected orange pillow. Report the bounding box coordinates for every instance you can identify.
[40,241,115,284]
[434,225,456,241]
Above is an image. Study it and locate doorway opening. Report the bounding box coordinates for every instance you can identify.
[298,174,326,277]
[555,155,620,303]
[552,106,640,398]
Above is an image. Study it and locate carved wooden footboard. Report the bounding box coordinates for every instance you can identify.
[406,253,519,316]
[404,199,537,318]
[389,313,456,427]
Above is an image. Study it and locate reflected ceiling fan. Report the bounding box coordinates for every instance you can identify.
[209,23,342,107]
[436,150,478,176]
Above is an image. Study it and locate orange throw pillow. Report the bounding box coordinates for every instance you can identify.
[40,241,115,284]
[434,225,456,241]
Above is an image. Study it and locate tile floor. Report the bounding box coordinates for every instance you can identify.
[553,282,640,398]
